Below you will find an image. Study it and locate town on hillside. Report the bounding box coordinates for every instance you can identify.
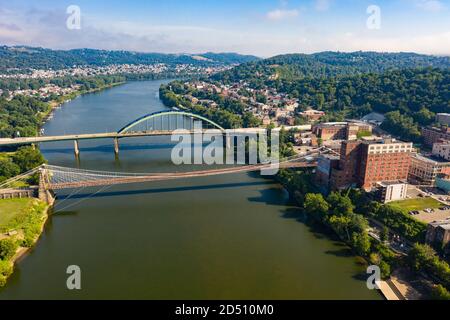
[174,78,450,257]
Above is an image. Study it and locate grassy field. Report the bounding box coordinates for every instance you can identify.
[389,197,443,212]
[0,198,35,231]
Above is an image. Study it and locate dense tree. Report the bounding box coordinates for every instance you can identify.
[408,244,450,291]
[381,111,422,143]
[0,158,20,182]
[327,192,354,216]
[304,193,329,222]
[351,232,371,256]
[0,46,259,71]
[12,146,46,172]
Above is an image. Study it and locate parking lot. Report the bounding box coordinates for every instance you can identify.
[413,207,450,223]
[393,185,450,223]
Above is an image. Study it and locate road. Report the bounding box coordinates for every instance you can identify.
[0,125,312,146]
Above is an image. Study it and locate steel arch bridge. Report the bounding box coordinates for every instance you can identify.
[117,110,225,134]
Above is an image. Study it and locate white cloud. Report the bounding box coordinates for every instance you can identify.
[266,9,299,21]
[415,0,445,12]
[0,4,449,57]
[315,0,332,11]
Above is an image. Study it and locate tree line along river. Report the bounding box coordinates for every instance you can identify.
[0,80,381,299]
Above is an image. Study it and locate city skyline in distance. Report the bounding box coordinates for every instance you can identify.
[0,0,449,57]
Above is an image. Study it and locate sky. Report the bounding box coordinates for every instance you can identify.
[0,0,449,57]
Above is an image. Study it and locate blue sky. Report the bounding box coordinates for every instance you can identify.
[0,0,449,56]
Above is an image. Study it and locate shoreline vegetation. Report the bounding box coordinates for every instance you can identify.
[0,198,49,287]
[0,79,126,288]
[274,169,450,300]
[41,81,126,125]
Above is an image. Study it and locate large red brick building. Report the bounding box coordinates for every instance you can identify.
[327,139,413,191]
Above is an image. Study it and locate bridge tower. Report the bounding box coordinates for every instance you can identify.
[38,167,55,206]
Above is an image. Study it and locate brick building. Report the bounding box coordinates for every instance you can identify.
[422,126,450,147]
[328,139,413,191]
[299,109,325,122]
[312,122,372,141]
[315,154,340,191]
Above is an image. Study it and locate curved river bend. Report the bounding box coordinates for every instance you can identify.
[0,80,381,299]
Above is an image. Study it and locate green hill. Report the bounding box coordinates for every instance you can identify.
[0,46,260,71]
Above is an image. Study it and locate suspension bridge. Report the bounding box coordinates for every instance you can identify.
[0,146,333,206]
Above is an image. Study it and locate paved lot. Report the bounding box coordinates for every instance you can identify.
[414,208,450,223]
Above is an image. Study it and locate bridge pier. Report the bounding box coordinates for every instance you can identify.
[74,140,80,157]
[114,137,119,155]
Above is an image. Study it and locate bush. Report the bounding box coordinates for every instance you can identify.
[379,260,391,279]
[375,205,427,242]
[408,244,450,290]
[0,260,13,287]
[431,284,450,300]
[0,238,18,260]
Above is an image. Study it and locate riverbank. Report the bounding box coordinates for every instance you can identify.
[0,198,50,287]
[41,81,126,125]
[273,169,401,300]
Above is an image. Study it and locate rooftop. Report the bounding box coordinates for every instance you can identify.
[413,153,450,164]
[429,220,450,230]
[377,180,407,187]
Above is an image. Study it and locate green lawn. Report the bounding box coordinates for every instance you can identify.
[389,197,443,212]
[0,198,35,231]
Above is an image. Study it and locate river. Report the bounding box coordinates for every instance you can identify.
[0,80,381,299]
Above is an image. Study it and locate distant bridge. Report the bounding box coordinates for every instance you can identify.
[0,110,311,156]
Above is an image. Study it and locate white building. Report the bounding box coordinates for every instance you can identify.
[376,181,408,203]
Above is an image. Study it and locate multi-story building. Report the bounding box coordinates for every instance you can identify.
[436,113,450,126]
[329,138,413,191]
[312,122,372,141]
[299,109,325,122]
[315,154,340,191]
[432,140,450,160]
[329,140,363,189]
[358,140,413,190]
[313,122,347,140]
[426,220,450,251]
[376,181,408,203]
[422,126,450,147]
[408,154,450,186]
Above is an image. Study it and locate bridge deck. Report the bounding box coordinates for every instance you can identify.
[0,125,312,146]
[49,161,316,190]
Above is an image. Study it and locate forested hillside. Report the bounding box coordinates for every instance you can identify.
[210,52,450,143]
[0,75,125,138]
[213,52,450,84]
[0,46,259,71]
